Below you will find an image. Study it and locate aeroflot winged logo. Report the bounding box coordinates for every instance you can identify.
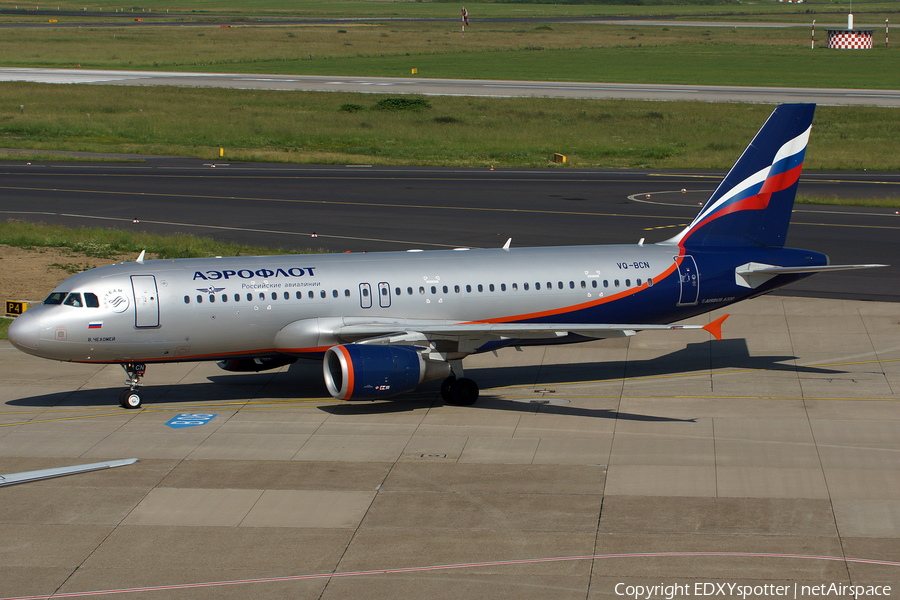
[192,266,317,281]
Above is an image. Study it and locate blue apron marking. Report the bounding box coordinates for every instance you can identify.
[166,413,217,429]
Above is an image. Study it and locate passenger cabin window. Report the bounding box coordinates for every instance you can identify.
[500,284,506,292]
[308,291,314,299]
[466,285,472,293]
[271,292,277,301]
[259,293,265,301]
[296,291,303,299]
[592,280,598,288]
[63,293,83,307]
[235,294,241,302]
[196,295,203,304]
[524,283,529,291]
[407,287,413,295]
[320,290,326,298]
[209,295,215,303]
[222,294,228,302]
[455,285,460,293]
[284,292,290,300]
[489,284,495,292]
[247,293,253,301]
[44,292,67,305]
[184,296,190,304]
[478,284,484,292]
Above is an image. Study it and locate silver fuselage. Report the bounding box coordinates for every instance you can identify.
[11,242,714,364]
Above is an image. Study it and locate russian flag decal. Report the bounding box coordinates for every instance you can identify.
[88,322,102,329]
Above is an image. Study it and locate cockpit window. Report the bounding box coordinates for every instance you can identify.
[44,292,67,305]
[63,293,83,307]
[84,293,99,308]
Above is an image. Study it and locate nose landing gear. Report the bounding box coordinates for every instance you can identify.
[119,363,146,409]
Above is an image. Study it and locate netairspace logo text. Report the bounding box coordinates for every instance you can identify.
[614,582,892,599]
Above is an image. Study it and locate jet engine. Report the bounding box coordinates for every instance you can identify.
[323,344,451,400]
[217,356,298,372]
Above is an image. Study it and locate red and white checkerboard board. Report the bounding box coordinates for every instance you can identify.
[827,29,874,49]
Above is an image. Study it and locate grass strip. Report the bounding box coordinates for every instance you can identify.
[1,84,899,169]
[796,195,900,209]
[2,0,896,20]
[0,220,322,259]
[0,22,896,90]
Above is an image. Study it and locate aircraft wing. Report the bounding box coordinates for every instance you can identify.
[332,314,728,354]
[0,459,138,487]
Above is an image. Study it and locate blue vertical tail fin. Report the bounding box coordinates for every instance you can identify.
[664,103,815,249]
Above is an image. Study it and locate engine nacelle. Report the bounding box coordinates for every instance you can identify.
[217,356,298,372]
[323,344,451,400]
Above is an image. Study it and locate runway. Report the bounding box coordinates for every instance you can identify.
[2,67,900,106]
[1,159,898,301]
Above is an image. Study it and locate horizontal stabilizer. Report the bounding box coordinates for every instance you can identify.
[735,262,888,289]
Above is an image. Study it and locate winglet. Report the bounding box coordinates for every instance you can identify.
[702,314,729,341]
[136,250,145,264]
[503,238,512,251]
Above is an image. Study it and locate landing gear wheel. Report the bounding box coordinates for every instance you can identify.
[120,389,143,409]
[119,362,146,409]
[448,377,479,406]
[440,375,457,403]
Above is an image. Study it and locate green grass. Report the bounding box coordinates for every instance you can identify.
[0,0,831,18]
[0,21,896,89]
[0,220,323,258]
[0,317,10,340]
[0,0,895,19]
[266,45,899,90]
[796,195,900,208]
[1,83,899,169]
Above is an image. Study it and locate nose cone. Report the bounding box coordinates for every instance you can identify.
[8,311,39,353]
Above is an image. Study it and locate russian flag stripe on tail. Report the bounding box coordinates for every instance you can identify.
[664,104,815,249]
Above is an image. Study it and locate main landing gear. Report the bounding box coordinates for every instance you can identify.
[119,362,146,409]
[440,375,479,406]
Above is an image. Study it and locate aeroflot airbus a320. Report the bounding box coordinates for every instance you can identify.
[8,104,884,408]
